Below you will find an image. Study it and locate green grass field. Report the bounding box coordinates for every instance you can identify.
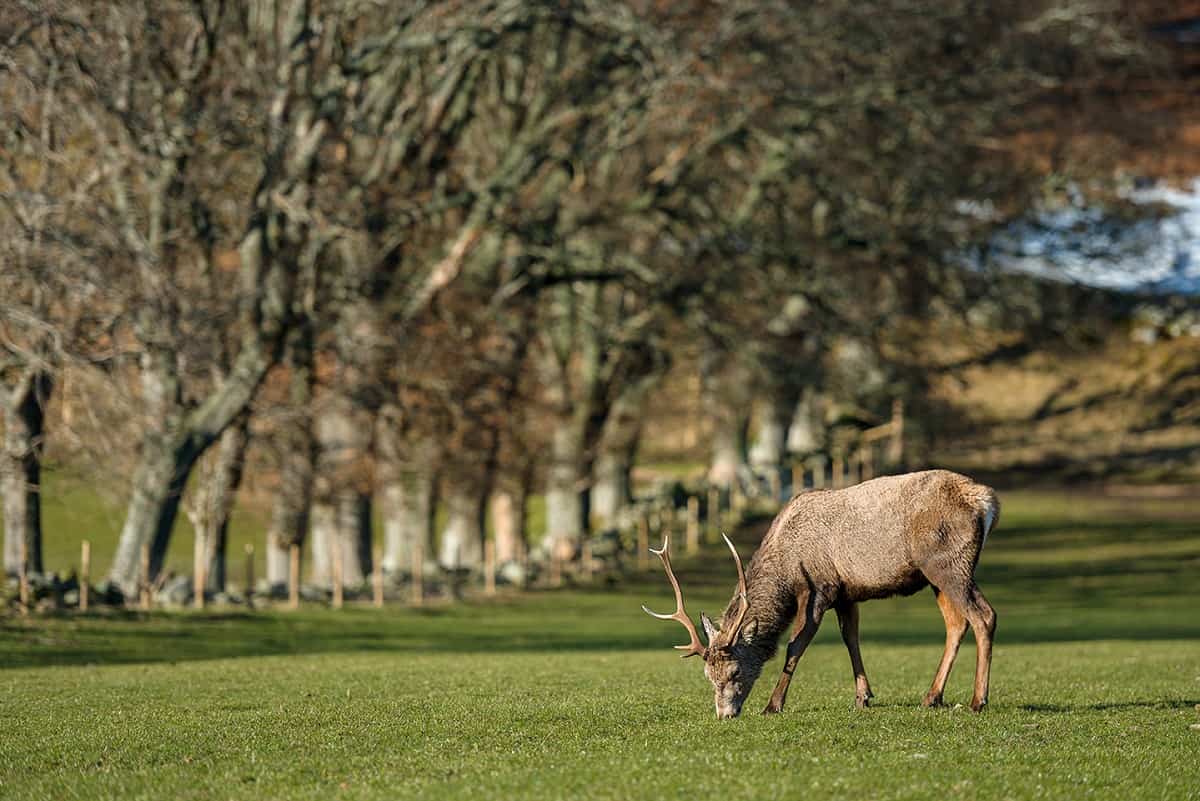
[2,490,1199,800]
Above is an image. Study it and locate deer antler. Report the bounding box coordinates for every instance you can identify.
[721,532,750,643]
[641,535,708,659]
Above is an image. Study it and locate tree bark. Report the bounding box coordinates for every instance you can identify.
[265,325,317,588]
[184,415,250,594]
[108,346,279,596]
[104,0,325,595]
[543,417,588,559]
[378,427,436,577]
[265,418,315,587]
[308,498,335,585]
[490,485,527,564]
[590,370,660,525]
[787,387,826,455]
[1,370,52,576]
[337,489,372,585]
[438,476,485,570]
[702,340,755,487]
[309,392,373,588]
[110,432,196,595]
[749,385,799,475]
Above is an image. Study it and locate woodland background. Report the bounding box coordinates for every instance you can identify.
[2,0,1198,608]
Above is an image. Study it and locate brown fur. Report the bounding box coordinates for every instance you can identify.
[698,469,1000,718]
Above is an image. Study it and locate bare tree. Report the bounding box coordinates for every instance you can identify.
[69,2,345,595]
[0,4,114,575]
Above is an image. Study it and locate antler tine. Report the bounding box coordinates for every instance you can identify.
[641,535,708,658]
[722,532,750,641]
[722,532,748,598]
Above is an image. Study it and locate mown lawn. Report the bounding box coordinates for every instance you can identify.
[2,489,1199,800]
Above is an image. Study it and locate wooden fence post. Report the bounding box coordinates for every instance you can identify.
[411,540,424,606]
[484,540,497,595]
[193,533,206,610]
[860,447,874,481]
[811,456,826,489]
[139,542,151,611]
[288,544,301,610]
[373,546,385,607]
[581,539,593,582]
[768,470,782,504]
[244,544,255,609]
[707,486,720,543]
[17,533,29,615]
[832,453,844,489]
[331,536,344,610]
[637,515,649,569]
[889,398,904,466]
[686,496,700,553]
[80,541,91,613]
[791,462,803,496]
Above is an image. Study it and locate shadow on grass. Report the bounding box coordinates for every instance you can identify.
[3,498,1198,670]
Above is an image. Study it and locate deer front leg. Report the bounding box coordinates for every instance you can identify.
[836,603,873,708]
[762,595,826,715]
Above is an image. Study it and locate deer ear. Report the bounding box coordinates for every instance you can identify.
[700,612,720,644]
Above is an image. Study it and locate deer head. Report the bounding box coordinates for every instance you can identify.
[642,533,761,719]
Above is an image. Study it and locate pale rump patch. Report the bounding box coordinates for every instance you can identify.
[982,504,997,547]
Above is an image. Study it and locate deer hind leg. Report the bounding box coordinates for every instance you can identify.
[963,583,997,712]
[836,602,873,708]
[922,588,968,708]
[762,592,826,716]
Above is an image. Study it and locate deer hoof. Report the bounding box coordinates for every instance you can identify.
[761,702,784,716]
[855,695,871,709]
[921,693,945,709]
[969,698,988,713]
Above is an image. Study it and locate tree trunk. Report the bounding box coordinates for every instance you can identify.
[708,415,748,487]
[589,450,629,528]
[108,340,290,595]
[309,392,372,588]
[184,416,251,594]
[265,325,316,588]
[106,198,298,597]
[308,498,335,585]
[787,387,826,455]
[438,476,485,570]
[590,370,660,525]
[544,417,588,558]
[335,488,372,585]
[265,424,314,587]
[2,371,52,577]
[378,431,437,577]
[748,383,796,472]
[108,428,202,596]
[490,484,527,564]
[308,489,372,589]
[749,413,787,469]
[703,345,753,487]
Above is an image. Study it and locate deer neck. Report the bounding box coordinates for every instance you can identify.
[729,578,797,659]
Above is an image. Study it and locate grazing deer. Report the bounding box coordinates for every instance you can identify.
[643,469,999,719]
